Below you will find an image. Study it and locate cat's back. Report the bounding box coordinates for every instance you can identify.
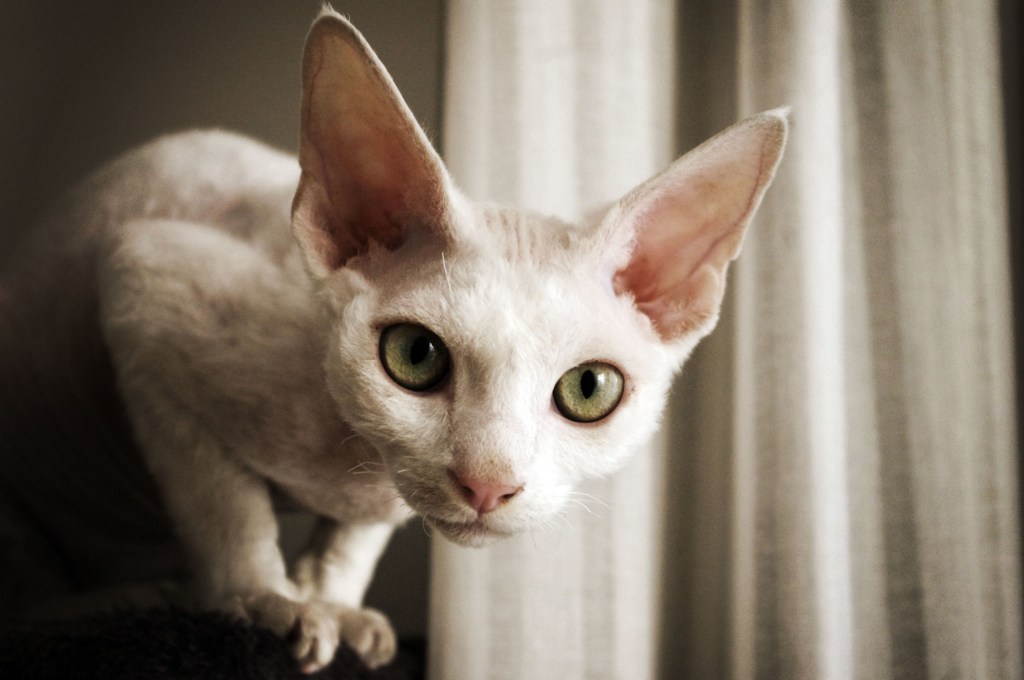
[0,128,304,409]
[3,129,300,293]
[0,130,302,601]
[69,129,299,250]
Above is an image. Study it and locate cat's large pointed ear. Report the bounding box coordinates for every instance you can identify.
[292,9,452,278]
[608,109,788,343]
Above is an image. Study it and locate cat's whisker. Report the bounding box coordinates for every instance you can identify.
[565,490,610,510]
[569,498,595,515]
[441,251,454,295]
[554,510,574,531]
[531,512,565,539]
[347,460,384,474]
[338,433,365,448]
[531,516,567,550]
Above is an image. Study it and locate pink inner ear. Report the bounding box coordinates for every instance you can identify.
[304,50,420,262]
[613,180,747,341]
[609,109,788,342]
[293,16,450,276]
[320,141,413,263]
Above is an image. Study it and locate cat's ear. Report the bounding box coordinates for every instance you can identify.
[607,109,788,342]
[292,9,452,278]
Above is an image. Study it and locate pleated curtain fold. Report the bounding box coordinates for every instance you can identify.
[431,1,1021,679]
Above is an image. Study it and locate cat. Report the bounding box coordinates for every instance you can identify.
[0,6,787,674]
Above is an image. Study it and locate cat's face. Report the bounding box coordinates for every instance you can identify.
[321,202,683,545]
[291,10,787,545]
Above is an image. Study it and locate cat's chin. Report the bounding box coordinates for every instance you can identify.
[427,516,515,548]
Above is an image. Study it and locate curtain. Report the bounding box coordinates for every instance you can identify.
[430,3,674,678]
[431,1,1021,679]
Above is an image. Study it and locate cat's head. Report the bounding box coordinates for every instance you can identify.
[291,10,787,546]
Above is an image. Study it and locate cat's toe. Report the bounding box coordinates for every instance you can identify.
[216,596,395,673]
[338,606,397,669]
[290,603,342,673]
[291,603,396,671]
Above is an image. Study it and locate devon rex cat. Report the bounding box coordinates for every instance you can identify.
[0,7,787,674]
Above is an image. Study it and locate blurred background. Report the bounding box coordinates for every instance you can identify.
[0,1,444,268]
[2,2,1021,678]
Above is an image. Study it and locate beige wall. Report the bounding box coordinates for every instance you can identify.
[0,0,443,638]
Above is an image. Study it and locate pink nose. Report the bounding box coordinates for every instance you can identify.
[449,469,523,514]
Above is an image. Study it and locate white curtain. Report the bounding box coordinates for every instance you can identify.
[431,3,674,678]
[431,1,1021,679]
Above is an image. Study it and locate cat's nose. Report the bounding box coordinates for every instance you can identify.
[449,469,523,514]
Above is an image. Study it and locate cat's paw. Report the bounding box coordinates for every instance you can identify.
[208,591,395,672]
[291,602,397,673]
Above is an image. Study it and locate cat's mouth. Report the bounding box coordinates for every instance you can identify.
[426,515,515,547]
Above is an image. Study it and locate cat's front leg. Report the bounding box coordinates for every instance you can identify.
[290,517,396,672]
[118,397,312,644]
[131,411,295,609]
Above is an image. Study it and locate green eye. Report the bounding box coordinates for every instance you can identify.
[379,323,451,391]
[553,362,624,423]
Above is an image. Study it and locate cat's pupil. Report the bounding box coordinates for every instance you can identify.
[580,369,597,399]
[410,336,432,365]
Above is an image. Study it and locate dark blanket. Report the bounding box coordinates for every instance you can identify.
[0,608,424,680]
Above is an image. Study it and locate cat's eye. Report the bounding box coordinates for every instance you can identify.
[553,362,624,423]
[379,323,451,391]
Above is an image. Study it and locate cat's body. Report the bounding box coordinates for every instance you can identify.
[83,131,400,527]
[0,8,787,673]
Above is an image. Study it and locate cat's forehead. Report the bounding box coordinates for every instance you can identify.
[460,203,603,268]
[421,260,630,383]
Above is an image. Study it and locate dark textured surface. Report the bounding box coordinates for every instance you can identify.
[0,608,425,680]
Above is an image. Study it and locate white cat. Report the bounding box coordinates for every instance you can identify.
[0,7,786,674]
